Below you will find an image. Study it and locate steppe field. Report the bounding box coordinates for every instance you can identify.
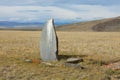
[0,30,120,80]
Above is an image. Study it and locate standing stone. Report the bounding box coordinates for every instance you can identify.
[40,19,58,61]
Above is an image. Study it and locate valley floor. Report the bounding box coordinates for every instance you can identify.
[0,30,120,80]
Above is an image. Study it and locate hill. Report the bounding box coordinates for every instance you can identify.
[57,16,120,32]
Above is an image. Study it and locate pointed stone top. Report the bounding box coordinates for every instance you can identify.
[47,19,54,27]
[48,18,54,23]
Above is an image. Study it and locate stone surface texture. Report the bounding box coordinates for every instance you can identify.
[66,58,83,63]
[40,19,58,61]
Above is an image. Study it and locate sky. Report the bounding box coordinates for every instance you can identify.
[0,0,120,23]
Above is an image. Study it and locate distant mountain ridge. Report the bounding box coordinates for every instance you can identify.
[0,21,71,29]
[57,16,120,32]
[0,21,44,28]
[0,16,120,32]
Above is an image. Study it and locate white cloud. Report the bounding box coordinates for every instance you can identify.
[0,6,78,22]
[0,5,119,22]
[67,5,120,20]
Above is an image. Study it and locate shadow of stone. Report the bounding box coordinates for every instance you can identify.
[58,54,88,60]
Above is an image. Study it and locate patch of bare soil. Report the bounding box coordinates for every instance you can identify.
[105,61,120,70]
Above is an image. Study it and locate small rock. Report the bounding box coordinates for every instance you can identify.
[24,59,41,63]
[42,62,55,67]
[66,58,83,63]
[64,63,84,69]
[25,59,32,63]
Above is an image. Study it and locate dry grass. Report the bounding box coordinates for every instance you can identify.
[0,30,120,80]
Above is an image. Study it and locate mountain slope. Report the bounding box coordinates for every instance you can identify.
[57,16,120,32]
[93,18,120,31]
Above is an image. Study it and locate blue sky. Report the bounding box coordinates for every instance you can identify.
[0,0,120,23]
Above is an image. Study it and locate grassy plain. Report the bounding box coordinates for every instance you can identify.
[0,30,120,80]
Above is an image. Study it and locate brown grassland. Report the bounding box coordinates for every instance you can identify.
[0,30,120,80]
